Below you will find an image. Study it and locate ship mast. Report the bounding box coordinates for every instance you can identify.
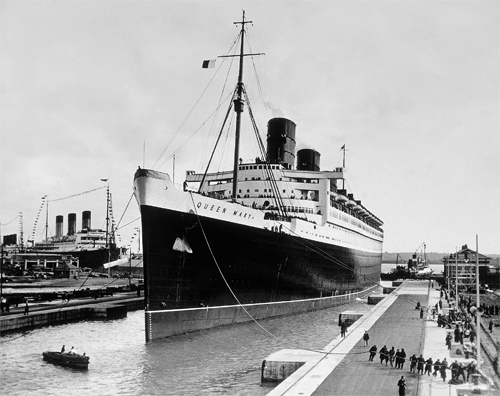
[231,11,251,201]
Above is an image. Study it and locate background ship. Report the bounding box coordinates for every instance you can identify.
[2,211,121,271]
[134,12,384,340]
[32,211,121,269]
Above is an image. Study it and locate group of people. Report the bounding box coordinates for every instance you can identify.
[368,344,477,383]
[457,293,500,317]
[60,345,83,356]
[368,344,407,370]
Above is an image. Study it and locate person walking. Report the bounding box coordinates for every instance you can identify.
[433,359,441,377]
[456,363,466,382]
[399,349,407,370]
[24,299,29,315]
[395,349,401,369]
[489,319,494,333]
[445,333,452,350]
[389,346,396,367]
[397,375,407,396]
[409,355,417,373]
[379,345,388,365]
[363,330,370,346]
[440,358,448,382]
[369,345,377,361]
[466,361,477,381]
[450,360,459,380]
[425,357,433,376]
[341,321,348,337]
[416,354,425,375]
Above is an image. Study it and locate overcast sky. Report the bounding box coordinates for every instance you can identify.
[1,1,499,255]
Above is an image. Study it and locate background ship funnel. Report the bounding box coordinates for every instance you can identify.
[266,118,296,170]
[55,215,64,239]
[68,213,76,236]
[82,210,91,230]
[297,148,321,171]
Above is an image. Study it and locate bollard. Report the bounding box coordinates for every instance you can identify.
[472,373,481,385]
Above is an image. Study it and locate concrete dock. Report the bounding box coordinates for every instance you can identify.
[266,280,497,396]
[0,292,143,334]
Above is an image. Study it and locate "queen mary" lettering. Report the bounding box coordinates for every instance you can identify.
[196,201,227,214]
[196,201,254,220]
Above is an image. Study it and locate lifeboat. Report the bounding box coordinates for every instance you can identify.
[336,194,348,203]
[346,200,356,208]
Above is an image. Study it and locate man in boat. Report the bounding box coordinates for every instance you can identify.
[60,345,65,353]
[68,346,78,355]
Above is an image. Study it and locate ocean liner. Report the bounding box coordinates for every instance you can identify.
[32,211,120,269]
[134,12,383,341]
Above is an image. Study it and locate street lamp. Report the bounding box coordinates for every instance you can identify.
[101,179,110,276]
[475,234,481,371]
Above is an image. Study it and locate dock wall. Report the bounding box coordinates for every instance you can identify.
[0,297,144,334]
[146,285,378,341]
[1,307,91,333]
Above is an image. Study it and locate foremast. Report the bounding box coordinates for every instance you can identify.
[231,11,251,201]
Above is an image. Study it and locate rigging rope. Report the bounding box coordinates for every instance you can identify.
[48,186,105,202]
[153,32,241,171]
[1,215,20,227]
[188,191,277,338]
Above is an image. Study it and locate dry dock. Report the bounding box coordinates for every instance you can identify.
[266,280,497,396]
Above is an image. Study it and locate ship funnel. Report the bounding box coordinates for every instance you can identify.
[82,211,91,230]
[266,118,296,170]
[55,215,64,239]
[68,213,76,236]
[296,149,321,171]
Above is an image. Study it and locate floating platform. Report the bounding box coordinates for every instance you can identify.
[367,294,385,304]
[262,349,323,383]
[338,310,364,326]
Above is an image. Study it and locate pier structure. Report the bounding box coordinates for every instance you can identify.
[0,292,143,334]
[266,280,495,396]
[443,245,491,292]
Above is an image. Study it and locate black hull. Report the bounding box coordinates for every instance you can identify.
[140,205,381,312]
[70,248,120,270]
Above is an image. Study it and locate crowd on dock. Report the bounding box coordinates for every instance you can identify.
[367,341,478,384]
[360,285,500,390]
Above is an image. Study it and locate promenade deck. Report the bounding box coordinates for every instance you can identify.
[268,280,495,396]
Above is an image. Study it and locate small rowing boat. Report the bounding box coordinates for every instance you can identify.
[42,351,90,369]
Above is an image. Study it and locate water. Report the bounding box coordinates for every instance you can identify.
[1,300,371,396]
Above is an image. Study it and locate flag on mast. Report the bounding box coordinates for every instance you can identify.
[341,144,345,149]
[202,59,216,68]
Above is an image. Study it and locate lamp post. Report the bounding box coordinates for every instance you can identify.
[455,246,458,308]
[129,227,140,290]
[128,244,131,290]
[101,179,110,276]
[475,234,481,370]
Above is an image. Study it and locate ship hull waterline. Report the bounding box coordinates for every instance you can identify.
[139,204,381,341]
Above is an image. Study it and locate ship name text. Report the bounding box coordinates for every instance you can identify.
[196,201,255,220]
